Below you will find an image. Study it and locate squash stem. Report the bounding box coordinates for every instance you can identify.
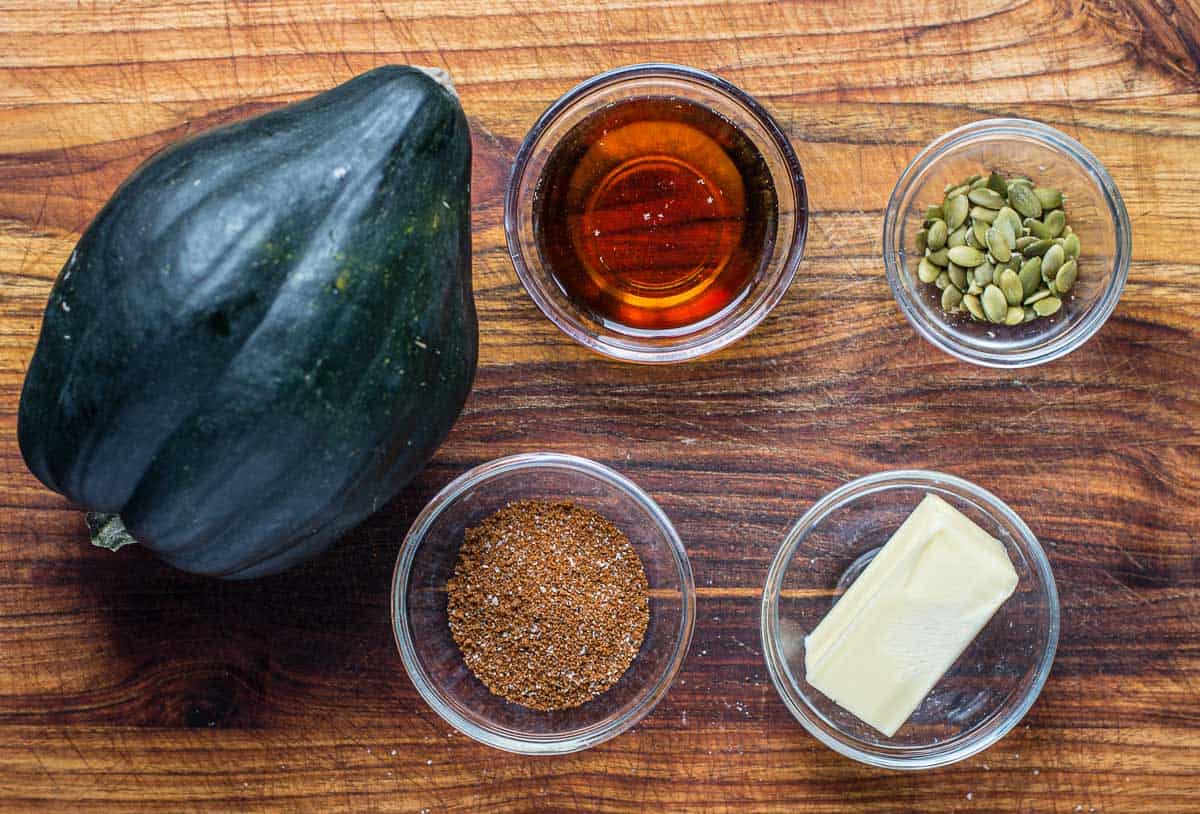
[86,512,139,552]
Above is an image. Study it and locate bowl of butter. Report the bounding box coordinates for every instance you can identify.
[760,470,1059,769]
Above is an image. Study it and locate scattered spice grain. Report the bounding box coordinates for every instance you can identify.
[446,500,650,711]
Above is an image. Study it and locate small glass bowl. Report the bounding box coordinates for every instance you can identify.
[392,452,695,754]
[505,63,808,364]
[761,470,1059,770]
[883,118,1130,367]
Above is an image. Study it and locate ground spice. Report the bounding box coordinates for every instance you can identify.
[446,500,650,711]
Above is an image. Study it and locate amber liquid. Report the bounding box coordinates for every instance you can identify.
[534,97,779,333]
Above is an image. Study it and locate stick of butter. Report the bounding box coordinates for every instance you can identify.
[804,493,1019,737]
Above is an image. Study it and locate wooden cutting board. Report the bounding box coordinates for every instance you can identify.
[1,1,1198,811]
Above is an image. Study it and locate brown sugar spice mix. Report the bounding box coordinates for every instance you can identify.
[446,500,650,711]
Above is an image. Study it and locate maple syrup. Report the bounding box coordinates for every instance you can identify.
[533,97,779,333]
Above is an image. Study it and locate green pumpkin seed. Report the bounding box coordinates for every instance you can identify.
[997,219,1017,250]
[1019,257,1042,297]
[1025,218,1054,240]
[1008,182,1043,219]
[995,206,1022,235]
[986,172,1007,194]
[1033,187,1062,210]
[926,205,944,221]
[982,284,1008,323]
[974,262,995,286]
[968,187,1006,209]
[1023,306,1038,323]
[948,245,986,267]
[1033,296,1062,317]
[1007,176,1033,189]
[1023,239,1055,257]
[970,176,988,189]
[1044,209,1066,238]
[987,227,1012,262]
[919,257,941,283]
[1041,244,1065,277]
[970,205,999,223]
[999,269,1023,305]
[1005,305,1025,325]
[1024,288,1052,305]
[936,271,952,289]
[1055,259,1078,292]
[926,219,947,250]
[942,285,964,311]
[948,225,968,248]
[927,248,949,267]
[944,194,969,231]
[1015,235,1039,252]
[946,184,971,200]
[972,221,991,248]
[967,280,983,295]
[1063,232,1080,259]
[915,229,928,254]
[963,293,985,320]
[948,263,967,290]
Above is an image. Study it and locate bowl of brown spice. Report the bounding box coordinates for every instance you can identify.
[391,452,695,754]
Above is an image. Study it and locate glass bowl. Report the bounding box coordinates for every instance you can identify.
[392,452,695,754]
[760,470,1059,770]
[883,118,1130,367]
[505,63,808,364]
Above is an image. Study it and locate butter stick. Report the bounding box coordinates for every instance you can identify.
[804,493,1019,737]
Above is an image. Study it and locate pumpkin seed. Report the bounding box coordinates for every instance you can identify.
[963,293,985,320]
[944,194,969,231]
[926,219,947,250]
[996,219,1017,250]
[1063,232,1080,259]
[926,205,944,221]
[1005,305,1025,325]
[968,187,1006,209]
[1008,182,1043,219]
[999,269,1023,305]
[970,205,999,223]
[1044,209,1066,238]
[927,248,949,267]
[970,176,989,189]
[948,263,967,290]
[946,184,971,200]
[948,225,968,248]
[935,271,950,290]
[1023,239,1055,257]
[996,206,1023,236]
[982,284,1008,323]
[1007,176,1033,189]
[919,257,941,283]
[948,245,986,267]
[987,227,1012,262]
[1033,296,1062,317]
[967,279,983,295]
[915,229,928,254]
[1023,306,1038,323]
[1041,243,1065,277]
[986,171,1007,194]
[975,262,995,286]
[1026,218,1054,240]
[972,221,991,248]
[1019,257,1042,297]
[1023,287,1052,305]
[942,285,964,311]
[1055,259,1078,292]
[1015,235,1039,252]
[1033,187,1062,210]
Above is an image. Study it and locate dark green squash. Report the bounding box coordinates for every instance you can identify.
[17,66,476,579]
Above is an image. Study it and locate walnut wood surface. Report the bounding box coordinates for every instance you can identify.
[1,1,1199,811]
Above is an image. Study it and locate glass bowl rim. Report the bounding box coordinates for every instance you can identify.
[882,117,1131,368]
[503,62,809,364]
[760,468,1061,770]
[391,451,697,754]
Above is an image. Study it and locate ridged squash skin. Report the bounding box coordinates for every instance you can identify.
[17,66,476,579]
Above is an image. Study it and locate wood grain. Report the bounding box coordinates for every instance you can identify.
[1,1,1199,811]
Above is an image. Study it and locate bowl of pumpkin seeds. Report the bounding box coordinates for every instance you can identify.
[884,118,1130,367]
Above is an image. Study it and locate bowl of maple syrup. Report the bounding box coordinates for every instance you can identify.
[506,64,808,363]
